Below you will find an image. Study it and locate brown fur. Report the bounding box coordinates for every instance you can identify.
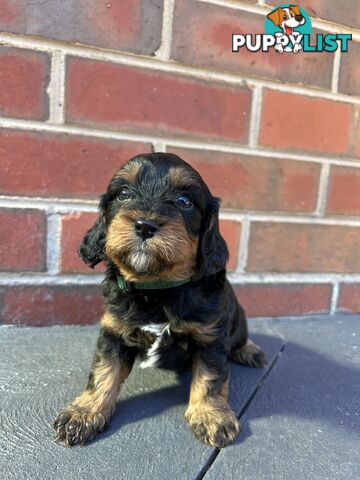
[105,210,198,282]
[168,166,199,189]
[54,152,266,449]
[185,354,241,448]
[171,320,219,345]
[114,160,142,183]
[231,339,267,368]
[54,347,131,446]
[101,311,155,349]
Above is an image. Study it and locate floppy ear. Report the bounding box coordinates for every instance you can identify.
[197,195,229,278]
[290,5,301,16]
[267,8,282,26]
[78,194,108,268]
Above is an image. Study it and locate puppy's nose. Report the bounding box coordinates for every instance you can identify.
[295,14,303,21]
[134,219,158,240]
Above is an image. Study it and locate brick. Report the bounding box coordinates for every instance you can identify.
[219,220,241,272]
[1,286,103,326]
[66,58,252,143]
[235,283,331,317]
[0,1,20,28]
[339,42,360,96]
[260,90,351,155]
[0,209,46,272]
[266,0,360,29]
[61,212,105,273]
[327,166,360,216]
[338,284,360,313]
[0,0,163,56]
[356,107,360,159]
[0,129,151,197]
[172,147,320,212]
[172,0,334,89]
[247,222,360,273]
[0,47,49,120]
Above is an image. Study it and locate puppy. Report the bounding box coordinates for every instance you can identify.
[267,5,306,53]
[53,153,266,448]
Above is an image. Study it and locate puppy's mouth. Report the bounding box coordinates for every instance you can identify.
[105,212,198,280]
[285,25,293,35]
[120,237,170,276]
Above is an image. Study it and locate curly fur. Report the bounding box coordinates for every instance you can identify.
[54,153,266,449]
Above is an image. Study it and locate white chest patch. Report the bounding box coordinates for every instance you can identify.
[139,323,170,369]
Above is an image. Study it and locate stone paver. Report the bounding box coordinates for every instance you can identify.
[0,315,358,480]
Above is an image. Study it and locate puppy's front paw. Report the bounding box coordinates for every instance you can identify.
[53,406,107,447]
[185,405,241,448]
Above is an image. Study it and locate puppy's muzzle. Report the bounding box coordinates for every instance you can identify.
[134,218,159,241]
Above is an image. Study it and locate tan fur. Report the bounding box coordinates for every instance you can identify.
[55,347,132,445]
[231,339,267,368]
[172,320,219,345]
[101,311,154,349]
[114,160,142,183]
[70,354,126,417]
[168,166,199,189]
[185,355,241,448]
[105,210,198,283]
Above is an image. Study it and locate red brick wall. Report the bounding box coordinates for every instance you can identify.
[0,0,359,325]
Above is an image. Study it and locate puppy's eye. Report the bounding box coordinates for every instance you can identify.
[117,187,132,201]
[176,193,192,208]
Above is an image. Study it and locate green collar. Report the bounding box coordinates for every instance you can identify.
[116,273,192,292]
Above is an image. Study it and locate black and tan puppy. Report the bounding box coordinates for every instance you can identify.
[53,152,266,448]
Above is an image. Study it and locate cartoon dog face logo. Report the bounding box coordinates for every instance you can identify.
[267,5,306,53]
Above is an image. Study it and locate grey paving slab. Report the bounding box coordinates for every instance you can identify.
[205,315,360,480]
[0,321,282,480]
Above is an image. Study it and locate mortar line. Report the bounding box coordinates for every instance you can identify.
[0,272,359,286]
[155,0,175,61]
[227,272,360,283]
[153,141,166,152]
[331,48,342,93]
[237,217,250,272]
[2,196,360,226]
[248,85,263,148]
[0,33,359,103]
[46,212,61,274]
[47,50,66,124]
[220,212,360,227]
[330,282,340,314]
[315,163,330,216]
[1,116,360,168]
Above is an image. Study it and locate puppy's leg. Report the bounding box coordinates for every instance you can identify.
[231,339,267,368]
[185,347,240,448]
[53,325,135,446]
[230,301,267,369]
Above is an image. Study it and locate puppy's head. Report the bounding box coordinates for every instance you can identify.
[267,5,305,33]
[79,153,228,282]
